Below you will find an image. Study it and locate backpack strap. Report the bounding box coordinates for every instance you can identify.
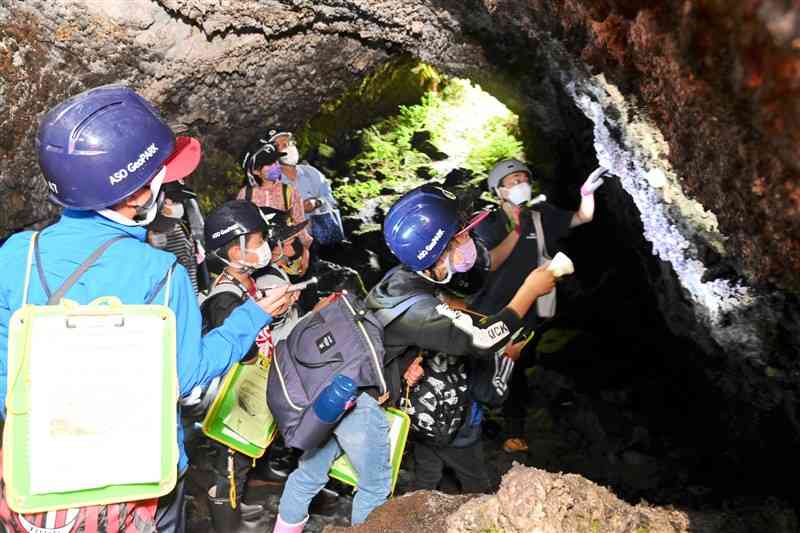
[34,233,130,305]
[21,232,39,307]
[531,209,549,260]
[340,292,389,399]
[282,183,293,213]
[33,231,52,300]
[203,280,248,305]
[245,184,254,202]
[373,293,436,328]
[145,260,178,305]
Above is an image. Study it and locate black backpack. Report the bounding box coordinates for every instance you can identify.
[402,353,471,446]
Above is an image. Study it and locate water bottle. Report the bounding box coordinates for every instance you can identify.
[313,374,357,423]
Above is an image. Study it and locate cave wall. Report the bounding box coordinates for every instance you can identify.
[0,0,486,234]
[1,0,799,450]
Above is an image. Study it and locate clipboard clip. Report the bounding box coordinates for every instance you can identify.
[66,314,125,329]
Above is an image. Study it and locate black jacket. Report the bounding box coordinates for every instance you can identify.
[366,266,522,404]
[201,282,260,361]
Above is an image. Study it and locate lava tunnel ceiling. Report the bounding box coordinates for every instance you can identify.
[2,0,800,506]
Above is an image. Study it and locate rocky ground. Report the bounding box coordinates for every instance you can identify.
[183,371,799,533]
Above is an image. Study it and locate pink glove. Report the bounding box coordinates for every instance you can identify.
[581,166,609,196]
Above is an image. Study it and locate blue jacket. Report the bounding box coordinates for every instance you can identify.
[0,210,271,471]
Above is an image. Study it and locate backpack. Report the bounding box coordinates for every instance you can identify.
[372,286,514,438]
[183,282,250,421]
[370,288,472,446]
[309,200,345,246]
[2,232,177,516]
[402,353,470,446]
[267,292,387,450]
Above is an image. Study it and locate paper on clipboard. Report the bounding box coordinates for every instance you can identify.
[222,362,273,447]
[27,313,165,495]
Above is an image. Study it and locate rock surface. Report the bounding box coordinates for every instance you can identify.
[2,0,800,516]
[322,465,797,533]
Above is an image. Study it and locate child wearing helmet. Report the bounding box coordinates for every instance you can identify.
[259,207,312,279]
[0,86,291,533]
[470,158,607,453]
[196,200,302,532]
[365,184,556,494]
[237,134,313,277]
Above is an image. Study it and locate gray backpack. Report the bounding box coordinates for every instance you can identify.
[267,292,387,450]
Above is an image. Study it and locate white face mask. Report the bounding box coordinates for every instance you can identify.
[98,166,166,227]
[239,241,272,270]
[279,145,300,166]
[163,202,184,219]
[503,182,532,206]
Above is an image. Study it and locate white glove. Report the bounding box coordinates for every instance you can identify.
[581,166,609,196]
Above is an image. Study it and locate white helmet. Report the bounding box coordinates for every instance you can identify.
[487,158,532,190]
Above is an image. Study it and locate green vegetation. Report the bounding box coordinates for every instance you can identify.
[294,56,441,156]
[335,75,524,211]
[192,60,527,216]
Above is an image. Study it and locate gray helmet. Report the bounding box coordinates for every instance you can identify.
[487,159,532,190]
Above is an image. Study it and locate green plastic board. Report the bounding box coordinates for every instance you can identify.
[329,407,409,494]
[3,298,179,513]
[201,356,277,458]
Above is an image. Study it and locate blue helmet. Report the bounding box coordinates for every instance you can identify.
[37,85,176,210]
[383,185,460,271]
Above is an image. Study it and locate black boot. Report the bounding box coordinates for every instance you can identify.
[209,486,271,533]
[239,508,275,532]
[308,486,338,517]
[208,486,242,533]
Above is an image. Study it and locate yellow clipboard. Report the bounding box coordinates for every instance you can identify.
[201,354,277,458]
[329,407,409,494]
[3,297,179,513]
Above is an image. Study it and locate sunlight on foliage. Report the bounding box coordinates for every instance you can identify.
[338,75,524,211]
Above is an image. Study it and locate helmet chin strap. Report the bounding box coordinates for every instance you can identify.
[214,253,255,275]
[97,166,166,227]
[213,235,261,274]
[416,259,453,285]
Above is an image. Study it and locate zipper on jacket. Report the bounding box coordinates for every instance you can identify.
[340,292,388,395]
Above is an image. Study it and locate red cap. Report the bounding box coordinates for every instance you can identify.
[163,136,202,183]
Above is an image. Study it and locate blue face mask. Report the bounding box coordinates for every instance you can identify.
[266,163,282,182]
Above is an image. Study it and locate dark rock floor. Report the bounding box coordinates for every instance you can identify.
[183,401,672,532]
[183,364,799,532]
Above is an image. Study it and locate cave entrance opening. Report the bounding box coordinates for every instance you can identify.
[294,67,525,221]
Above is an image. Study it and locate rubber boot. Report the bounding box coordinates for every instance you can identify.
[208,484,271,533]
[272,514,308,533]
[239,507,274,532]
[208,487,242,533]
